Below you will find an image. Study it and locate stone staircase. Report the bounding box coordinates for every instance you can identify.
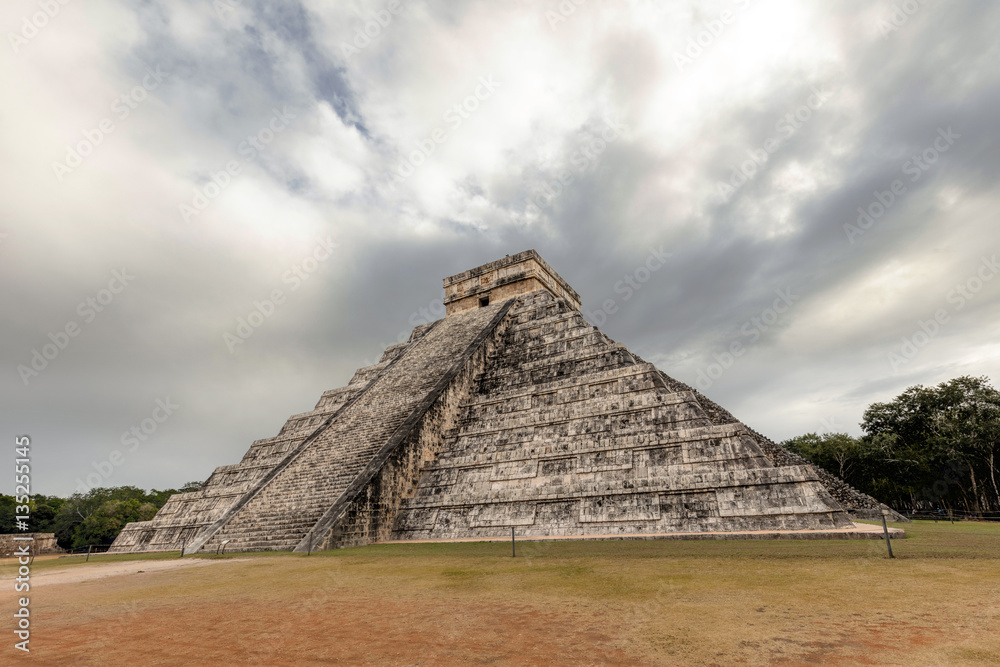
[109,368,378,553]
[109,322,436,553]
[193,299,514,553]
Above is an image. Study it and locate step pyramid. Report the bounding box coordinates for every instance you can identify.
[111,251,900,554]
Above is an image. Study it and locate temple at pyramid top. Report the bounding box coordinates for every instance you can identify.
[443,249,582,315]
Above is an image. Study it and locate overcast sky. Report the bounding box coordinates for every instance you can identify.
[2,0,998,496]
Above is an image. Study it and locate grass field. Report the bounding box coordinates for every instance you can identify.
[3,521,999,665]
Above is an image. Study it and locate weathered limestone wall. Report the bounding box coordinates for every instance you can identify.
[444,250,582,315]
[0,533,62,557]
[648,368,908,522]
[445,277,547,316]
[392,291,852,540]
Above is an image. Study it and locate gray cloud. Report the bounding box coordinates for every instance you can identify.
[2,0,998,495]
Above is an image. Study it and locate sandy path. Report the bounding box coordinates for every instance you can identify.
[5,557,243,589]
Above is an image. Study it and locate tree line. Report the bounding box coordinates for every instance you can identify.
[783,376,1000,516]
[0,483,200,549]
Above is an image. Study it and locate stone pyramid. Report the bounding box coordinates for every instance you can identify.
[111,251,897,554]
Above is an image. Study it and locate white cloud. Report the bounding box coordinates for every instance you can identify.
[2,0,999,493]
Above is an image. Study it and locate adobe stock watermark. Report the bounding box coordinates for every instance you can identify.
[819,416,847,433]
[545,0,588,30]
[359,295,448,367]
[525,118,628,216]
[844,126,959,244]
[52,66,167,182]
[13,435,32,653]
[672,0,752,72]
[694,287,799,391]
[585,246,672,327]
[876,0,929,38]
[213,0,244,20]
[7,0,73,55]
[716,85,836,203]
[74,398,180,493]
[178,106,296,222]
[338,0,406,59]
[887,254,999,373]
[383,76,500,190]
[17,269,135,386]
[224,236,336,352]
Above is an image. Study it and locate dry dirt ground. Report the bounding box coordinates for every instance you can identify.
[14,555,230,587]
[2,521,998,666]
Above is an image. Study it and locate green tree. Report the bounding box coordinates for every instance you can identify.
[3,485,193,547]
[0,494,67,533]
[782,376,1000,515]
[783,432,863,481]
[75,499,158,547]
[30,495,63,531]
[145,481,201,506]
[50,484,193,549]
[0,495,14,534]
[861,376,1000,513]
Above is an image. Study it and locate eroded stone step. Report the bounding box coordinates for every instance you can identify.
[430,423,745,469]
[445,398,704,440]
[475,358,639,395]
[462,364,664,408]
[406,465,821,509]
[453,390,696,434]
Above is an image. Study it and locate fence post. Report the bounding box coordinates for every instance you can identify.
[881,510,895,559]
[511,527,515,558]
